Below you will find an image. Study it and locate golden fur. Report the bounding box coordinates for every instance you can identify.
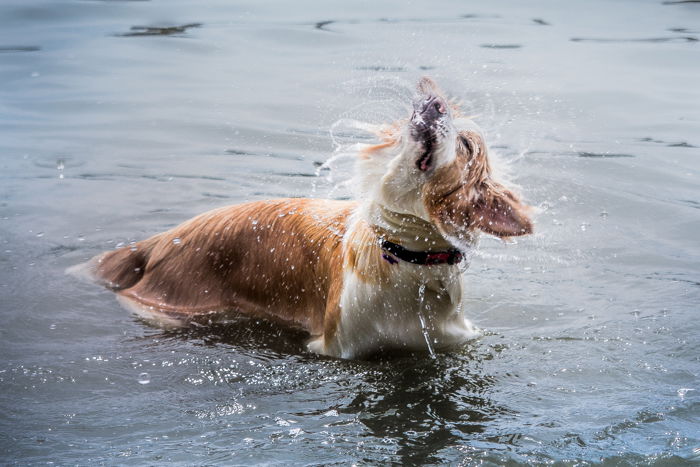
[81,77,533,358]
[93,199,354,333]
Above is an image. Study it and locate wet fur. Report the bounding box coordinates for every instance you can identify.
[90,199,353,334]
[80,78,533,359]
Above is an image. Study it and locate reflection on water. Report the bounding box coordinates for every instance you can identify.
[1,0,699,464]
[155,319,310,356]
[344,353,502,465]
[144,322,506,465]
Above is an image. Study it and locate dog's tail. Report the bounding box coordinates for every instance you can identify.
[68,238,157,291]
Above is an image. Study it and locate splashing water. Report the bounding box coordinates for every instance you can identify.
[312,77,416,198]
[312,119,379,198]
[417,283,436,358]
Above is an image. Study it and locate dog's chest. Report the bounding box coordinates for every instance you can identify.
[333,265,467,358]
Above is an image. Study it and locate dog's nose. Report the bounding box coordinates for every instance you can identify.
[416,95,447,122]
[430,96,447,114]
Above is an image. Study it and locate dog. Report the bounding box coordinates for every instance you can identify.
[81,77,533,359]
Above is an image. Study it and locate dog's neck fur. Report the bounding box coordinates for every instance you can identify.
[362,201,458,253]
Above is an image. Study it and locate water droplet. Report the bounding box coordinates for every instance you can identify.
[172,238,181,245]
[36,232,44,238]
[138,372,150,385]
[417,283,436,358]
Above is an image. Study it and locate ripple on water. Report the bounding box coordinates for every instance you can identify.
[570,35,699,43]
[2,0,699,463]
[0,46,41,53]
[479,44,523,49]
[117,23,202,37]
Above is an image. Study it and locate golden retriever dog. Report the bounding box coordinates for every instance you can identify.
[80,77,533,359]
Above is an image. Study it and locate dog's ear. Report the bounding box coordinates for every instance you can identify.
[416,76,448,100]
[471,185,533,237]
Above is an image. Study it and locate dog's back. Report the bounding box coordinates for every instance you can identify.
[87,199,355,332]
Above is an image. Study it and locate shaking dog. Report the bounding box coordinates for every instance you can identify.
[83,78,533,359]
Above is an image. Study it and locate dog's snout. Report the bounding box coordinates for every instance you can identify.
[431,97,447,114]
[415,95,447,122]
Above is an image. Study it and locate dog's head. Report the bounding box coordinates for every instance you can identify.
[358,77,533,246]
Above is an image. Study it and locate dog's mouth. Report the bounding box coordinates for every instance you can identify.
[410,94,451,172]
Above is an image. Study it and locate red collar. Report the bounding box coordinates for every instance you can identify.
[380,240,463,266]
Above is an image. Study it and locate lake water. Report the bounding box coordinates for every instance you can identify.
[1,0,699,464]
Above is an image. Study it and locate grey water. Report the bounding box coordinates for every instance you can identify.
[1,0,699,464]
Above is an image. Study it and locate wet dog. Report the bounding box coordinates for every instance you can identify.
[79,77,533,359]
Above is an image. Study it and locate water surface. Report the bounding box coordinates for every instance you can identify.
[1,0,699,464]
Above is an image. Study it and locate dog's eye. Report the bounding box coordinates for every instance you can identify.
[459,135,473,155]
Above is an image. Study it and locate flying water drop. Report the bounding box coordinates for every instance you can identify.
[417,283,436,358]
